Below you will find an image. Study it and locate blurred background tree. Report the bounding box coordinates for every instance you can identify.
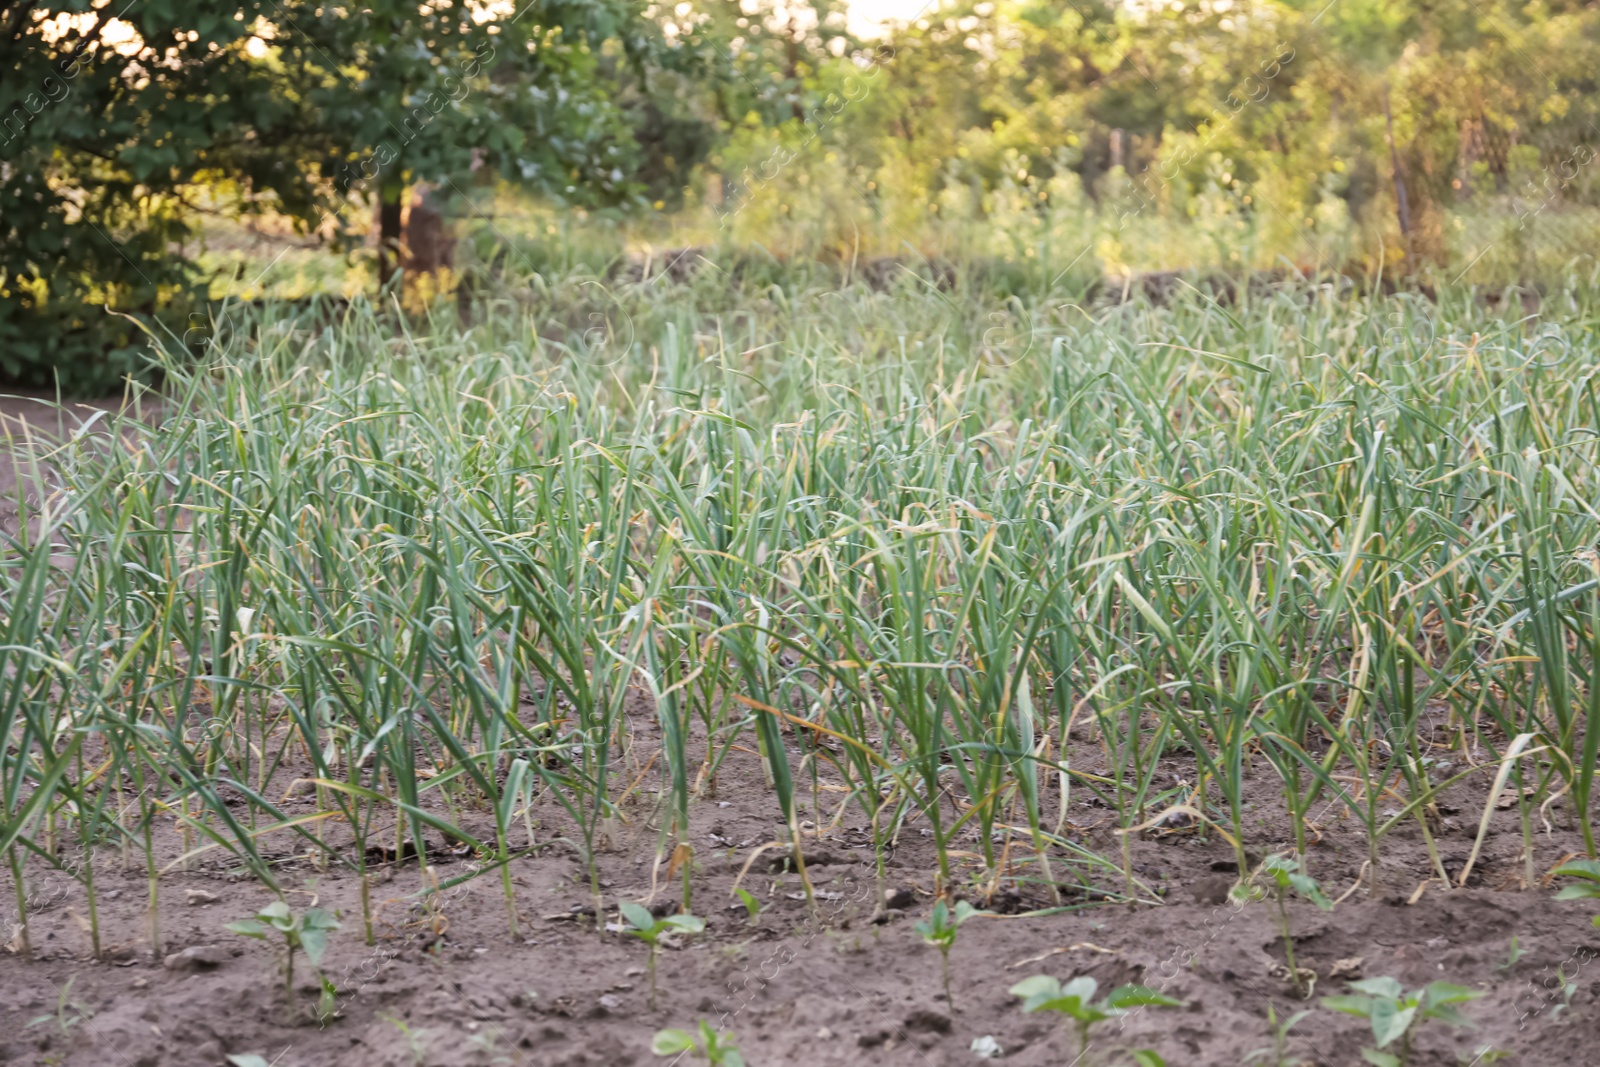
[0,0,696,391]
[3,0,1598,391]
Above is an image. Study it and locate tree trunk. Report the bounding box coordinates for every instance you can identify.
[400,186,453,276]
[1383,90,1413,265]
[376,186,404,289]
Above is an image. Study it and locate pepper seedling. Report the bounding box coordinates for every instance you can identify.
[1552,859,1600,924]
[1321,976,1483,1067]
[1253,853,1334,998]
[913,899,981,1010]
[652,1020,745,1066]
[620,901,705,1011]
[1009,974,1182,1061]
[226,900,342,1024]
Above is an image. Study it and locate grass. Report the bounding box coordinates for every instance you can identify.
[4,259,1600,968]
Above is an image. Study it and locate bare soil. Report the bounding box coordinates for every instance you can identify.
[3,721,1598,1067]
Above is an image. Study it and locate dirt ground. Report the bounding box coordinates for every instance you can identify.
[3,721,1598,1067]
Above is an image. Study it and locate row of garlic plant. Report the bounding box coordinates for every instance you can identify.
[4,274,1600,954]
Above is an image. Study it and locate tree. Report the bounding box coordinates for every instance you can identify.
[0,0,679,392]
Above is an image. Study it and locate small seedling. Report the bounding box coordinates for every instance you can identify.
[1009,974,1182,1061]
[226,900,342,1024]
[376,1013,431,1067]
[652,1020,745,1066]
[468,1027,514,1065]
[1496,936,1525,971]
[620,901,705,1011]
[1551,859,1600,924]
[1244,1003,1312,1066]
[734,887,761,925]
[1248,853,1334,998]
[913,899,980,1009]
[1322,976,1483,1067]
[25,976,90,1037]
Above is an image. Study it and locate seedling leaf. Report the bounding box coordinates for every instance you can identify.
[1552,860,1600,883]
[651,1029,696,1055]
[662,914,706,934]
[1555,884,1600,900]
[1348,977,1404,999]
[1288,873,1335,911]
[620,902,656,933]
[1008,975,1060,1000]
[1321,994,1374,1017]
[1370,1001,1416,1047]
[1421,982,1484,1008]
[1104,985,1184,1010]
[225,919,270,939]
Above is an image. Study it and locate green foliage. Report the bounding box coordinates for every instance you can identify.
[652,1021,745,1066]
[620,902,705,1010]
[1010,974,1182,1060]
[706,0,1600,282]
[0,0,690,390]
[6,275,1600,1067]
[1242,853,1335,998]
[227,901,342,1023]
[10,0,1600,388]
[733,887,762,925]
[1245,1004,1313,1067]
[914,899,981,1010]
[24,976,90,1036]
[1552,860,1600,926]
[1259,854,1336,911]
[1322,977,1483,1067]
